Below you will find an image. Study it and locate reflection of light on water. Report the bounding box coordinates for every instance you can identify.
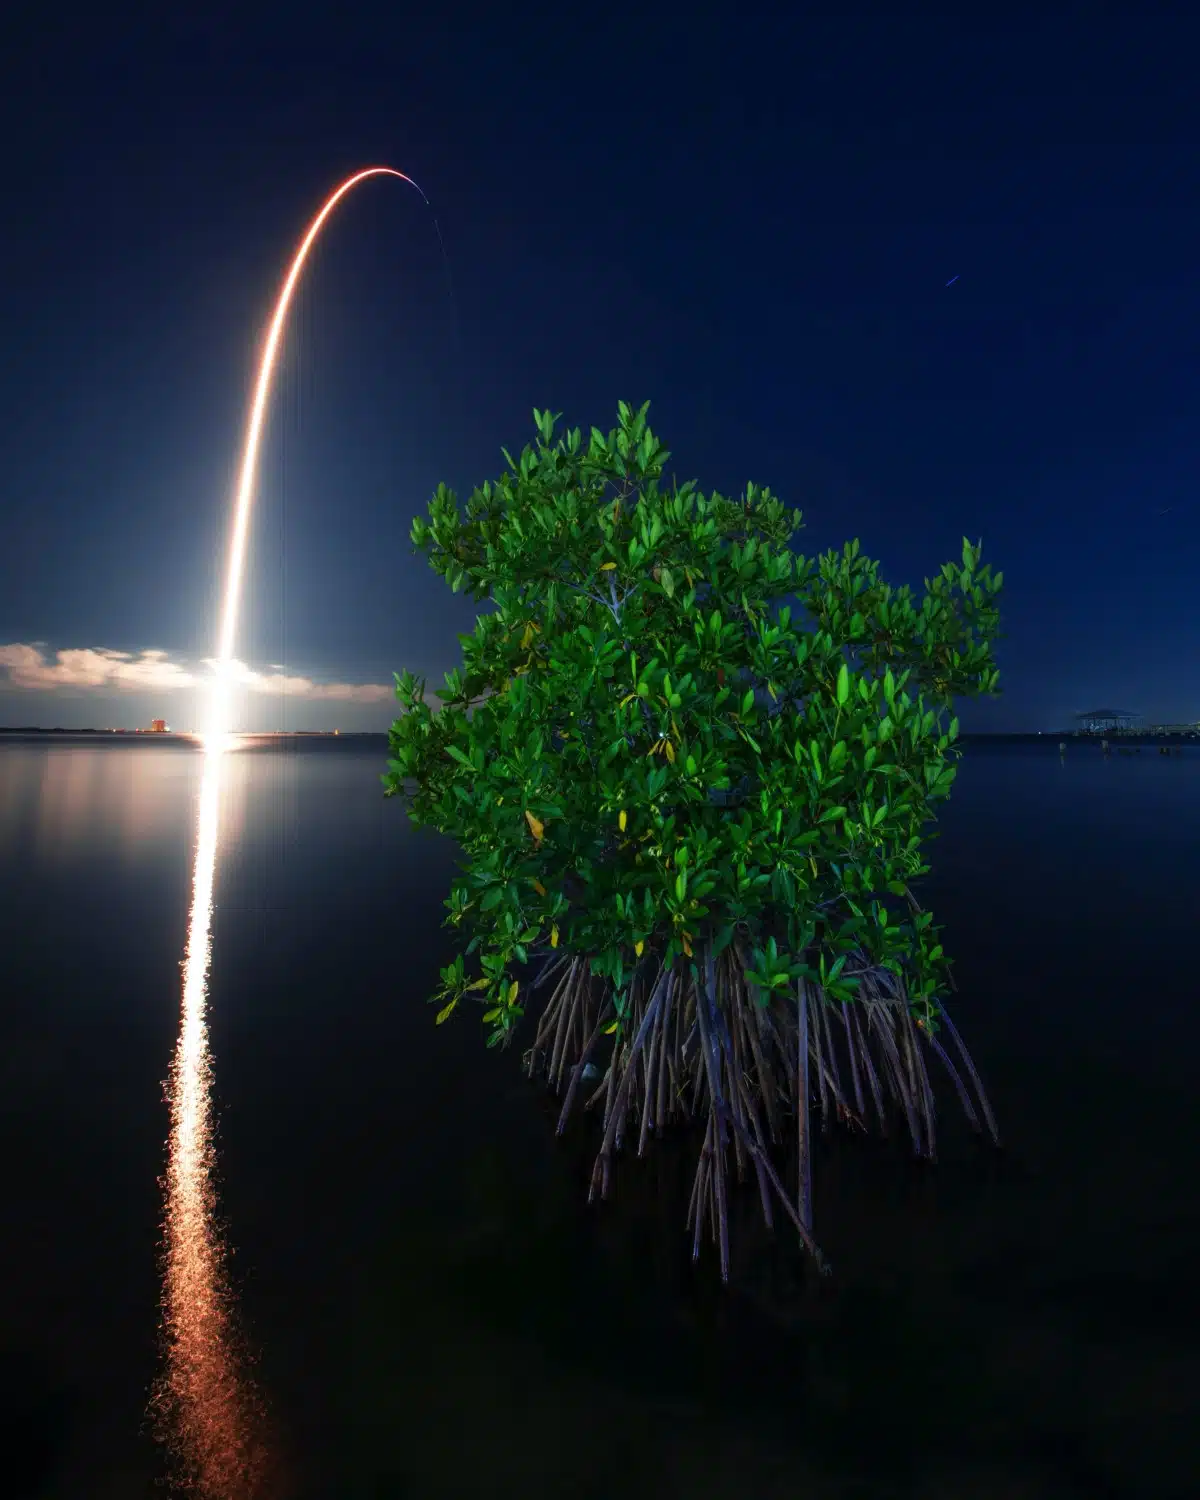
[152,733,269,1496]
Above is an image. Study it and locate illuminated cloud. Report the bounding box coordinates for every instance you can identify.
[0,643,392,703]
[204,657,393,704]
[0,643,199,692]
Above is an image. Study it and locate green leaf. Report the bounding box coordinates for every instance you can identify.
[836,662,849,705]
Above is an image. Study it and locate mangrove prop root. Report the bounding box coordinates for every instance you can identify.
[654,970,674,1137]
[849,999,886,1132]
[590,970,667,1202]
[937,1001,1000,1145]
[797,978,813,1231]
[527,945,998,1276]
[556,1003,612,1135]
[819,992,845,1117]
[811,981,831,1129]
[923,1029,980,1133]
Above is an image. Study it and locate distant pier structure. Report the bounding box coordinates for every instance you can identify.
[1070,709,1198,738]
[1074,708,1141,734]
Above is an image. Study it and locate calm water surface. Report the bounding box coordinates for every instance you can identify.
[0,733,1196,1499]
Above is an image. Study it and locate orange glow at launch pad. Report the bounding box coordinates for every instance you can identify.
[155,167,432,1495]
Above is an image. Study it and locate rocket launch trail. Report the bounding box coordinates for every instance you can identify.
[154,167,435,1497]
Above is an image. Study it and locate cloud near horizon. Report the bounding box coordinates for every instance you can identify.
[0,643,394,703]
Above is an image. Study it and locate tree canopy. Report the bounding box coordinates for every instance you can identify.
[383,402,1002,1052]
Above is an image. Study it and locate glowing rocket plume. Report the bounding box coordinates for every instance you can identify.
[212,166,432,724]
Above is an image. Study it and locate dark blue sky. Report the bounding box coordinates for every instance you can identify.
[2,6,1199,730]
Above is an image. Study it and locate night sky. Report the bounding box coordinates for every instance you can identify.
[2,6,1199,732]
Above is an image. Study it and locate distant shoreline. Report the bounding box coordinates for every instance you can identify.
[2,727,1195,742]
[0,727,385,737]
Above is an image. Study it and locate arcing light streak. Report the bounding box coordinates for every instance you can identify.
[211,165,434,726]
[156,168,436,1493]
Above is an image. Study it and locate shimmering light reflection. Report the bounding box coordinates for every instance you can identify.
[154,736,268,1496]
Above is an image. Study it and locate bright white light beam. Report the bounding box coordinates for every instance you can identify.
[210,165,434,732]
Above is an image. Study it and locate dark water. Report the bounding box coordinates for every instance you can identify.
[1,733,1196,1499]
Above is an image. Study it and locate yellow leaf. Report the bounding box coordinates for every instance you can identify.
[619,809,627,832]
[634,939,644,957]
[521,623,534,649]
[671,716,681,740]
[435,998,457,1024]
[532,879,546,897]
[466,978,491,992]
[665,741,676,764]
[619,693,637,709]
[684,568,694,587]
[525,809,544,842]
[599,561,617,571]
[550,924,559,948]
[809,855,818,877]
[681,932,693,957]
[603,1021,618,1034]
[508,980,519,1005]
